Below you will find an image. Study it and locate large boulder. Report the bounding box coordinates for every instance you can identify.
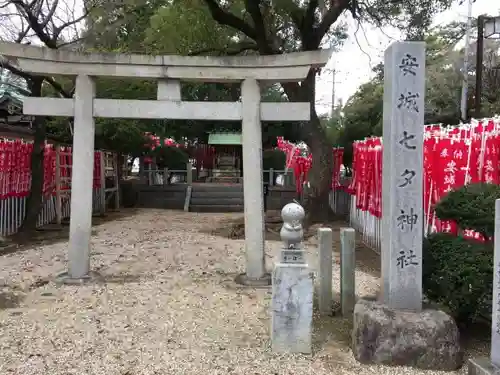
[352,299,463,370]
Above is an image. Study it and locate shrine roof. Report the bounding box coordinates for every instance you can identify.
[208,132,242,145]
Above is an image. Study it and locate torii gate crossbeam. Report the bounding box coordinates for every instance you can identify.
[0,42,332,286]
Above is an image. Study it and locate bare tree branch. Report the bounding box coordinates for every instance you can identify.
[243,0,272,53]
[53,3,92,42]
[9,0,57,47]
[188,41,260,56]
[314,0,351,46]
[1,59,72,97]
[202,0,259,44]
[40,0,58,28]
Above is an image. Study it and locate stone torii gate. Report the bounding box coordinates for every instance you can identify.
[0,42,331,285]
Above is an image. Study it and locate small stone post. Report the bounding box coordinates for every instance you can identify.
[340,227,356,316]
[269,168,274,186]
[163,168,168,186]
[113,153,120,209]
[318,227,333,315]
[186,162,193,185]
[148,164,153,186]
[271,202,313,354]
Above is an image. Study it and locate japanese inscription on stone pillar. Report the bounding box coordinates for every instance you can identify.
[381,43,425,311]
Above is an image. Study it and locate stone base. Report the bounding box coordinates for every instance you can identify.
[352,299,462,370]
[468,358,500,375]
[271,263,313,354]
[55,271,103,285]
[234,272,271,287]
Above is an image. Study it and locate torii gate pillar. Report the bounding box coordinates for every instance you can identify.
[239,78,267,283]
[0,42,332,285]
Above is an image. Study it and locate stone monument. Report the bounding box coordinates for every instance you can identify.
[468,198,500,375]
[351,41,462,370]
[271,202,313,353]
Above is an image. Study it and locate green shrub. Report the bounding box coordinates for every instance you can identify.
[262,149,286,184]
[263,149,286,171]
[153,146,189,170]
[434,183,500,240]
[423,232,493,324]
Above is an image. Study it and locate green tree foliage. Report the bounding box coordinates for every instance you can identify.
[423,183,499,324]
[141,0,458,220]
[262,149,286,170]
[423,232,493,324]
[81,0,301,154]
[336,78,384,166]
[153,146,189,170]
[434,183,500,240]
[336,24,500,167]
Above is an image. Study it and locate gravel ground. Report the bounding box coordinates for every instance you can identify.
[0,209,489,375]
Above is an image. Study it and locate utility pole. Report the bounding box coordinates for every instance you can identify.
[475,15,485,118]
[460,0,473,121]
[330,68,336,117]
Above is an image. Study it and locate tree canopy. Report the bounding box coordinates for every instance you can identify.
[0,0,469,222]
[330,22,500,167]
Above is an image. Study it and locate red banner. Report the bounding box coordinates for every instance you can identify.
[276,136,344,193]
[0,140,103,200]
[350,118,500,239]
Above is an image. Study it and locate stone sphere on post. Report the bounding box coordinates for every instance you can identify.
[280,202,305,249]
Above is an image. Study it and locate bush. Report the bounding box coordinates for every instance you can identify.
[434,183,500,239]
[423,232,493,324]
[262,149,286,184]
[423,183,500,324]
[262,149,286,171]
[153,146,189,170]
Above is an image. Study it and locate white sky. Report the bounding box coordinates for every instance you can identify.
[2,0,496,116]
[315,0,497,116]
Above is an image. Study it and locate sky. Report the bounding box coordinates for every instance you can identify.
[1,0,495,116]
[315,0,496,116]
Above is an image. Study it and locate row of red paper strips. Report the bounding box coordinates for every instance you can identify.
[143,134,180,164]
[0,140,103,199]
[276,136,344,193]
[348,118,500,241]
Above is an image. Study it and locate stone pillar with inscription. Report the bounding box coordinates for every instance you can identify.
[351,42,462,370]
[271,202,313,354]
[468,199,500,375]
[381,41,425,312]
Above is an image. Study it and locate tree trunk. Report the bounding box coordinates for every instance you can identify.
[302,112,333,223]
[282,71,333,223]
[19,80,45,233]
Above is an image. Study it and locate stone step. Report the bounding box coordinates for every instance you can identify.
[189,204,243,213]
[191,184,243,193]
[190,197,244,205]
[212,169,240,175]
[191,191,243,199]
[210,177,241,183]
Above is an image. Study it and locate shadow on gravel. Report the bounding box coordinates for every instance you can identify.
[0,209,140,257]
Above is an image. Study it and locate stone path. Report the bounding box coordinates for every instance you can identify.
[0,209,488,374]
